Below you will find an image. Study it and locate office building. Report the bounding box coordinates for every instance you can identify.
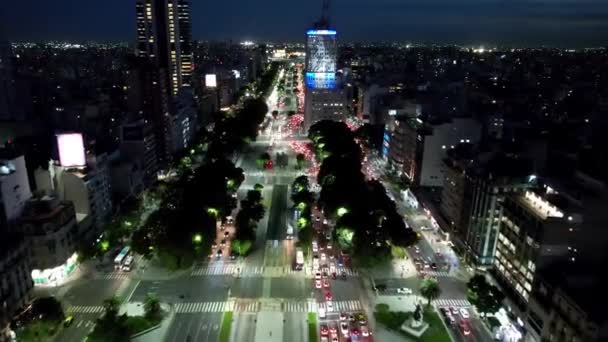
[126,56,172,168]
[0,233,33,342]
[19,196,78,286]
[120,120,158,186]
[440,153,533,266]
[418,118,482,187]
[304,1,346,129]
[136,0,193,95]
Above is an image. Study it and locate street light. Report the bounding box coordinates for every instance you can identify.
[193,234,203,244]
[337,207,348,217]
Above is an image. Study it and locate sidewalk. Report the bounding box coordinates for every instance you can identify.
[131,303,175,342]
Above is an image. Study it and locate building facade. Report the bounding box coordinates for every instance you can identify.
[120,120,159,186]
[304,28,346,129]
[136,0,193,95]
[0,152,32,229]
[0,233,33,342]
[0,36,17,121]
[19,196,79,286]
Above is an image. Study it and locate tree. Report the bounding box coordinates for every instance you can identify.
[420,278,442,307]
[144,293,162,322]
[31,297,64,322]
[231,239,253,256]
[257,152,271,170]
[296,153,306,169]
[467,274,505,316]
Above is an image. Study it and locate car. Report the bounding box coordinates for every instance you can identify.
[224,231,230,237]
[414,246,420,253]
[220,239,226,247]
[460,321,471,335]
[361,325,370,336]
[356,313,367,325]
[348,314,356,322]
[320,253,327,263]
[226,216,233,224]
[326,301,333,312]
[340,322,350,336]
[212,243,218,249]
[323,279,330,288]
[318,305,326,319]
[439,307,448,317]
[312,241,319,253]
[446,313,457,325]
[320,337,329,342]
[424,262,430,269]
[325,291,332,301]
[64,315,74,327]
[450,306,458,315]
[330,335,338,342]
[315,272,322,280]
[320,324,329,336]
[329,323,338,334]
[431,262,437,270]
[315,280,322,289]
[216,250,223,259]
[325,232,331,240]
[397,287,413,294]
[327,243,332,250]
[230,252,237,260]
[351,328,360,336]
[460,308,470,319]
[339,312,347,321]
[316,216,321,222]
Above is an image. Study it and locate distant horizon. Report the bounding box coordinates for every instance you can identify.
[7,40,606,50]
[2,0,608,49]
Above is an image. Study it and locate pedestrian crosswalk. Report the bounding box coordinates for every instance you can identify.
[336,267,358,277]
[190,265,315,277]
[433,298,471,308]
[419,270,451,277]
[100,272,130,280]
[67,305,105,314]
[173,300,364,314]
[175,301,228,313]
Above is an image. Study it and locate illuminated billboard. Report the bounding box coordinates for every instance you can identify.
[56,133,86,168]
[305,72,336,89]
[205,74,217,88]
[305,30,337,73]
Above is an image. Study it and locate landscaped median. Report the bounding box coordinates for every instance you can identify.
[374,304,451,342]
[308,312,318,342]
[219,311,233,342]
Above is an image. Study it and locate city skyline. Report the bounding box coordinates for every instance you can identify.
[1,0,607,47]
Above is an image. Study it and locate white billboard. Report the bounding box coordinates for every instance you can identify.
[205,74,217,88]
[57,133,86,168]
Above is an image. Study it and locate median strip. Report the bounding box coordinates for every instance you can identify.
[219,311,233,342]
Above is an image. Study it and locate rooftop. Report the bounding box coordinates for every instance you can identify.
[517,191,564,220]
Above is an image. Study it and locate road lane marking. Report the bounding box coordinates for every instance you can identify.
[125,279,141,302]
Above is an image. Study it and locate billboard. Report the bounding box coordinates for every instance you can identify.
[57,133,86,168]
[205,74,217,88]
[305,72,336,89]
[305,30,337,73]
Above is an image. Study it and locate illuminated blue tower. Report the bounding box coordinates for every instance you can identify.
[304,0,346,129]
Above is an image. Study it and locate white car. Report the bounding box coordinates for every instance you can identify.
[340,322,349,337]
[315,280,322,289]
[460,308,470,319]
[361,325,370,337]
[320,253,327,263]
[312,241,318,253]
[315,272,322,280]
[397,287,413,294]
[326,301,333,312]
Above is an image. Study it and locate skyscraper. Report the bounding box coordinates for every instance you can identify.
[136,0,193,96]
[304,0,346,129]
[134,0,193,168]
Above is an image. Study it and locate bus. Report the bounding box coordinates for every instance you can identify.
[122,256,134,272]
[295,248,304,270]
[114,246,130,270]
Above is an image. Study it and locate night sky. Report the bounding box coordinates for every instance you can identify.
[1,0,607,47]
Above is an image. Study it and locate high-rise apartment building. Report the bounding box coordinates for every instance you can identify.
[136,0,193,95]
[304,1,346,129]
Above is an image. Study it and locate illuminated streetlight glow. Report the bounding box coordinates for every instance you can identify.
[337,207,348,217]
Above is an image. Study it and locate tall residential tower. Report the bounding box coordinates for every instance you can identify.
[136,0,193,95]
